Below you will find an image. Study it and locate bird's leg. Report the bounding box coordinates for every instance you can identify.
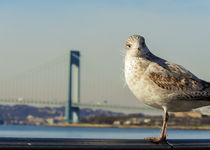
[160,110,169,141]
[145,109,169,144]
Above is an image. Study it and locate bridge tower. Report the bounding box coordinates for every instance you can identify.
[65,50,80,123]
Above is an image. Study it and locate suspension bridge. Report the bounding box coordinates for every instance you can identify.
[0,50,156,123]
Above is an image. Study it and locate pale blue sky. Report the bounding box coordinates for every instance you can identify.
[0,0,210,113]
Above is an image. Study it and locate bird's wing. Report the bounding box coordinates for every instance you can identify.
[147,61,210,100]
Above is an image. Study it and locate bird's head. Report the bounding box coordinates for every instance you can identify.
[125,35,150,57]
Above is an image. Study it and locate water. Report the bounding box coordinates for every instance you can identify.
[0,125,210,139]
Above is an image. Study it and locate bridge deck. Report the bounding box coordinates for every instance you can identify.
[0,138,210,150]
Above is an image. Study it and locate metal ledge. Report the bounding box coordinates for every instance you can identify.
[0,138,210,150]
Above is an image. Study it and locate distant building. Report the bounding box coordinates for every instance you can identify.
[113,121,121,125]
[172,112,202,118]
[123,120,131,125]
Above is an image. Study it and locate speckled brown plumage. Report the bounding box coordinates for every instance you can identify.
[125,35,210,111]
[124,34,210,143]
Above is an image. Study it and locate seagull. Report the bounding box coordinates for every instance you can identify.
[124,35,210,143]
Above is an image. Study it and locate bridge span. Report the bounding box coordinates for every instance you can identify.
[0,50,157,123]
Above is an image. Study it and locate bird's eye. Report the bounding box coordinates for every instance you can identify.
[126,44,131,48]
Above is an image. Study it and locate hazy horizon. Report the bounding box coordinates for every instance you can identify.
[0,0,210,114]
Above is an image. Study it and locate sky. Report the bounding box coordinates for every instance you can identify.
[0,0,210,114]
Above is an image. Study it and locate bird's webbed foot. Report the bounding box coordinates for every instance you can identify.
[144,136,167,144]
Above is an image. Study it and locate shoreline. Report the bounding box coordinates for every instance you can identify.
[48,123,210,130]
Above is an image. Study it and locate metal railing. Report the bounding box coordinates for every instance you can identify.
[0,138,210,150]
